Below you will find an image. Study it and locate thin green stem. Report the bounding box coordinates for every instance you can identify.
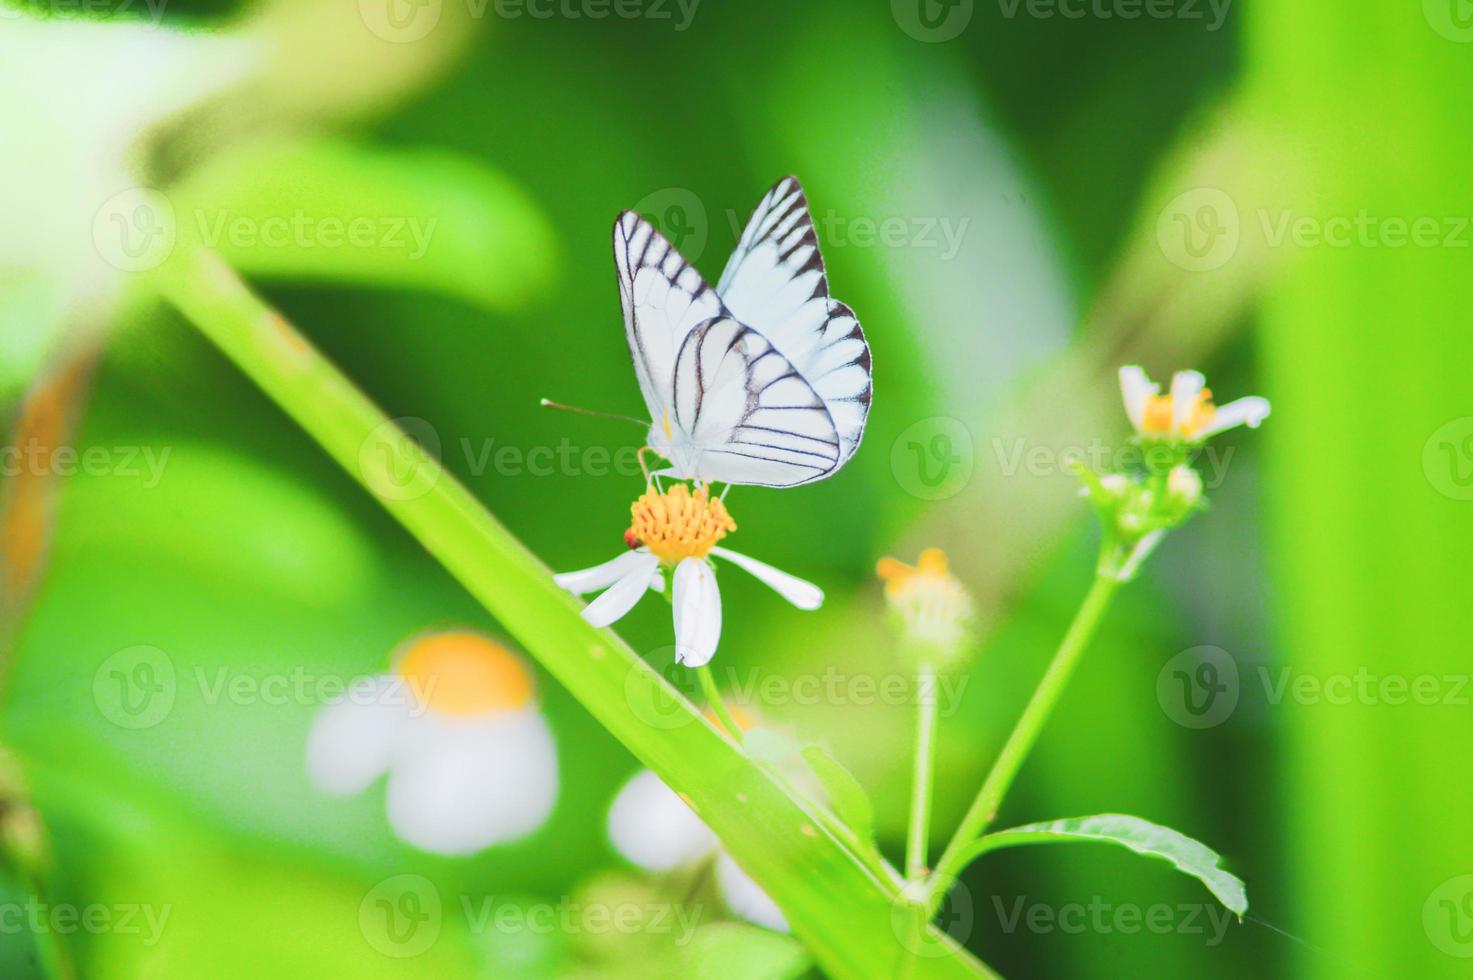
[697,664,743,740]
[905,661,939,880]
[927,572,1121,907]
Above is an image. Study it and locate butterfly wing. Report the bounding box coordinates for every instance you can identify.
[670,316,842,487]
[613,210,726,428]
[716,177,872,469]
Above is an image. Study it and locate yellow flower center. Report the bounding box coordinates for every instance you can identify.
[627,483,736,565]
[1142,389,1217,438]
[396,631,533,716]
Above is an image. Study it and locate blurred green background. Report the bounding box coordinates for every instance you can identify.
[2,0,1471,976]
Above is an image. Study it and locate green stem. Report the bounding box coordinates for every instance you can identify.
[697,664,743,740]
[927,572,1121,907]
[905,661,939,880]
[153,246,991,979]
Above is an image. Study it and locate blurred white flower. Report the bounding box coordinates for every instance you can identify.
[1118,366,1270,442]
[306,631,557,855]
[0,11,261,394]
[607,769,788,933]
[556,483,821,668]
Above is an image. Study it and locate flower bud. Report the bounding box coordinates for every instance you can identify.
[876,548,974,665]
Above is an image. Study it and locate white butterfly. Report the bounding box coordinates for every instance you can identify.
[614,176,872,488]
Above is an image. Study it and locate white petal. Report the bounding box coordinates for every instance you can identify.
[1117,366,1157,433]
[554,549,651,595]
[606,769,717,871]
[716,852,789,933]
[384,711,558,855]
[673,558,721,667]
[1169,370,1206,433]
[710,547,823,611]
[305,675,411,796]
[1198,395,1271,437]
[581,552,661,628]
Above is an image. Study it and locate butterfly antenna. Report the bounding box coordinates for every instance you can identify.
[539,398,647,428]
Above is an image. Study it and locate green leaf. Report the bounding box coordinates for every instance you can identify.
[172,138,558,313]
[957,813,1247,915]
[799,744,876,846]
[639,923,811,980]
[742,730,877,847]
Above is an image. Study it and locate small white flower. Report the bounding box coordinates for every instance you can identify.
[306,631,557,855]
[555,483,822,668]
[607,769,788,933]
[1118,366,1270,441]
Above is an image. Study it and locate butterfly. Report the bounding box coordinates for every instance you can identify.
[613,176,872,488]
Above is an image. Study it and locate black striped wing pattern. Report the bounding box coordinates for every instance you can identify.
[611,177,871,487]
[715,176,872,468]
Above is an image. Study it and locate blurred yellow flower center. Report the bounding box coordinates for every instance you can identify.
[627,483,736,565]
[876,548,974,659]
[876,547,951,600]
[397,631,533,716]
[1143,389,1216,438]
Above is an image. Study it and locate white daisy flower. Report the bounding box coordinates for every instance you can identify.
[1118,366,1270,442]
[555,483,822,668]
[306,631,557,856]
[607,769,788,933]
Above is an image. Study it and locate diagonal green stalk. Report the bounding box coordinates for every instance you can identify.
[927,572,1121,909]
[696,664,743,739]
[153,245,993,980]
[905,661,939,880]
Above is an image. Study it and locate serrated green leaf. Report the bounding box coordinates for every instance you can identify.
[957,813,1247,915]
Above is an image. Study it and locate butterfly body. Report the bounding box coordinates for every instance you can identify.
[614,177,871,488]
